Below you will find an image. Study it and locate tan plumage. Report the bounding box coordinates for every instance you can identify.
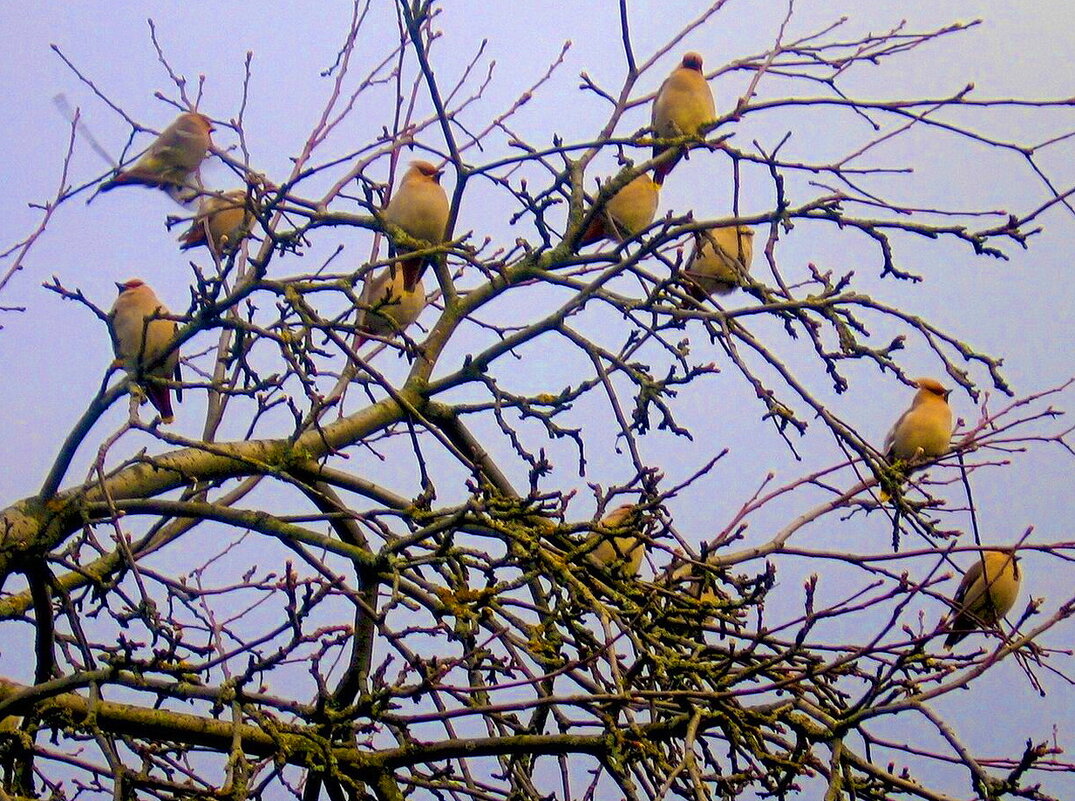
[586,504,646,577]
[178,190,253,255]
[100,112,213,194]
[356,267,427,343]
[110,279,182,423]
[383,160,450,291]
[884,378,953,463]
[662,555,740,634]
[651,52,716,184]
[579,174,660,246]
[667,559,726,606]
[944,549,1022,648]
[683,225,754,298]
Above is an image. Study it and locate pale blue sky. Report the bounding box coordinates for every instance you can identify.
[0,2,1072,798]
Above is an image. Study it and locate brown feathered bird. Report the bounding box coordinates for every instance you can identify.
[578,174,660,246]
[178,189,253,255]
[585,504,647,577]
[651,52,716,184]
[110,279,182,423]
[100,112,213,195]
[355,267,427,347]
[879,377,953,503]
[884,378,953,463]
[944,549,1022,648]
[383,160,450,291]
[682,225,754,298]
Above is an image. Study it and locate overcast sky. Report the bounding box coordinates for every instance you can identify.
[0,2,1072,798]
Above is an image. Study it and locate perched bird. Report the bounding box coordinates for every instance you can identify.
[100,112,213,195]
[879,378,953,504]
[661,554,740,635]
[667,558,725,606]
[383,160,450,291]
[682,225,754,298]
[651,52,716,184]
[579,173,660,246]
[944,549,1022,648]
[178,189,253,255]
[110,279,182,423]
[586,504,646,577]
[884,378,953,463]
[355,267,427,345]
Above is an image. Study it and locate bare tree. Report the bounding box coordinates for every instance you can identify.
[1,2,1073,800]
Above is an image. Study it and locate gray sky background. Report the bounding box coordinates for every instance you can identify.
[0,2,1072,798]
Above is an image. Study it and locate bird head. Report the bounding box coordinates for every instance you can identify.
[411,160,444,183]
[189,112,215,134]
[600,503,639,529]
[914,377,951,400]
[116,278,146,295]
[682,52,704,72]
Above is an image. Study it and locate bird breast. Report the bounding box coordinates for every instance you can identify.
[112,296,177,377]
[972,555,1021,623]
[653,71,715,137]
[685,228,753,296]
[888,397,952,460]
[385,180,449,243]
[605,176,659,238]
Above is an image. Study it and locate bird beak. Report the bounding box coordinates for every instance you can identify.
[115,281,126,294]
[433,169,444,183]
[943,389,952,400]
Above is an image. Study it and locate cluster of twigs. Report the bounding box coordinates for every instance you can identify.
[0,2,1073,800]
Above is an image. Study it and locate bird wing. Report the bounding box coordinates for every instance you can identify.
[953,558,984,607]
[882,409,908,458]
[173,356,183,402]
[148,143,186,166]
[651,75,672,128]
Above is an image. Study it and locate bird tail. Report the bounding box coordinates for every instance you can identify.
[652,146,681,186]
[177,221,208,250]
[402,256,426,293]
[680,274,708,302]
[942,630,965,649]
[943,604,992,649]
[146,383,175,424]
[100,169,166,192]
[943,614,974,649]
[173,361,184,403]
[577,216,608,247]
